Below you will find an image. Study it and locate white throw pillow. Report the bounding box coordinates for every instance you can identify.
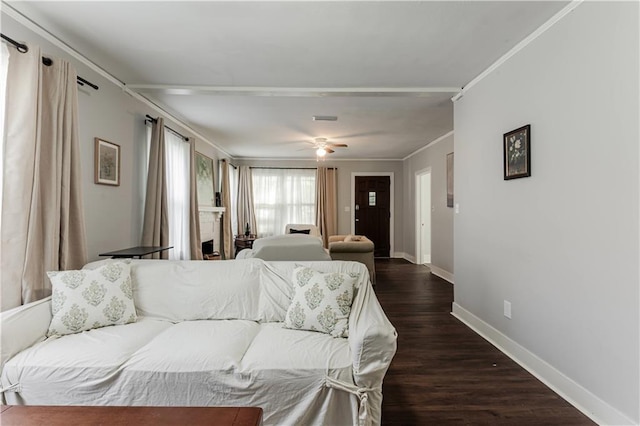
[284,265,358,338]
[47,262,136,337]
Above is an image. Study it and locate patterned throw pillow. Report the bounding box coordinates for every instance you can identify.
[284,266,358,338]
[47,262,136,337]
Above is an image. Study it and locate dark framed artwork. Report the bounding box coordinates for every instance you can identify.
[446,152,454,207]
[503,124,531,180]
[94,138,120,186]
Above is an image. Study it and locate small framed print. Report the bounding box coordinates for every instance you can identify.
[503,125,531,180]
[94,138,120,186]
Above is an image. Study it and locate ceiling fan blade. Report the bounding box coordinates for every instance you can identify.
[326,143,348,148]
[326,148,335,154]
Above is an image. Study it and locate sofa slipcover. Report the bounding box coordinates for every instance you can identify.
[0,259,396,426]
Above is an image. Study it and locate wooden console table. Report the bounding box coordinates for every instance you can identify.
[0,405,263,426]
[99,246,173,259]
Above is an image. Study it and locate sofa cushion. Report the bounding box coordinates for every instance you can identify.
[242,322,352,370]
[132,259,264,322]
[124,320,260,372]
[1,317,171,404]
[47,262,136,337]
[284,266,357,338]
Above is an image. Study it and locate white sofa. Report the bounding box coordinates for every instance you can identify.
[0,259,397,426]
[236,234,331,261]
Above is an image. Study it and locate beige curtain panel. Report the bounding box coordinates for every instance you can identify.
[315,167,338,248]
[1,44,88,311]
[221,159,234,259]
[236,165,257,236]
[188,138,202,260]
[141,118,170,259]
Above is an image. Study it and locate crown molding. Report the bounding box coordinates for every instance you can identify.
[403,130,454,161]
[1,2,232,158]
[452,0,584,102]
[126,85,461,98]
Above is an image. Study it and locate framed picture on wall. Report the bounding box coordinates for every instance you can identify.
[446,152,454,207]
[94,138,120,186]
[196,152,215,207]
[503,124,531,180]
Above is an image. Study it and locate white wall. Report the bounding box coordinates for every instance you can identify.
[236,158,404,254]
[453,2,639,423]
[403,134,454,273]
[1,14,228,262]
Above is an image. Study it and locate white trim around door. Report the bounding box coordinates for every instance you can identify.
[415,167,432,265]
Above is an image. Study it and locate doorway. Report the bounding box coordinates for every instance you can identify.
[351,172,394,257]
[416,168,432,264]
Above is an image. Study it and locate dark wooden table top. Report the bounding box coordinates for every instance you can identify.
[98,245,173,258]
[0,406,263,426]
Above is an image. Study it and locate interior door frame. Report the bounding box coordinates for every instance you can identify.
[415,167,432,265]
[351,172,394,257]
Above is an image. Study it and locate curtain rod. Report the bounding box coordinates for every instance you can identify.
[221,159,238,169]
[145,115,189,141]
[250,167,336,170]
[1,33,99,90]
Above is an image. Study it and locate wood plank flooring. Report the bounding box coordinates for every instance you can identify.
[375,258,594,425]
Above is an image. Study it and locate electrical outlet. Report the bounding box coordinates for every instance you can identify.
[504,300,512,319]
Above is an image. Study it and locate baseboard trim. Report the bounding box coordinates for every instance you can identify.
[392,252,415,263]
[429,265,454,284]
[403,253,416,263]
[451,303,635,426]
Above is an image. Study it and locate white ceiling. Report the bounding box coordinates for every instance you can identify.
[5,1,569,160]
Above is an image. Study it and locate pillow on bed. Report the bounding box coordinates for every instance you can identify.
[289,228,311,234]
[46,262,136,337]
[284,265,357,338]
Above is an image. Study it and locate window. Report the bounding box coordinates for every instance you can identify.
[251,168,316,237]
[144,127,191,260]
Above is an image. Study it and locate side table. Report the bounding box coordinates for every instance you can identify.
[235,235,257,256]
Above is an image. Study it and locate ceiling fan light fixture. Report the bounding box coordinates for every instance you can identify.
[316,147,327,157]
[312,115,338,121]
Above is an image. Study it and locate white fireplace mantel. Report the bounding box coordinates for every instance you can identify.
[199,206,225,221]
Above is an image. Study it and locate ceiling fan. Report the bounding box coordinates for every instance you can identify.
[311,138,348,158]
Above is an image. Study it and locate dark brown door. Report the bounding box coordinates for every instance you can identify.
[355,176,390,257]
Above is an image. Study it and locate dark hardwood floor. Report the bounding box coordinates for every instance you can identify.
[375,258,594,426]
